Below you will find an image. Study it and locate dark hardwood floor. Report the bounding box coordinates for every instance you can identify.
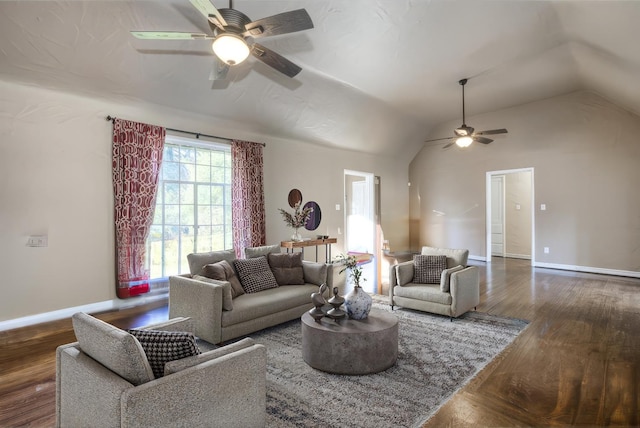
[1,258,638,427]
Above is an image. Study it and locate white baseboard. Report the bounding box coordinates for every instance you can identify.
[533,262,640,279]
[0,291,168,332]
[469,255,487,262]
[504,253,531,260]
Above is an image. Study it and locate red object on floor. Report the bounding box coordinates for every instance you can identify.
[117,283,150,299]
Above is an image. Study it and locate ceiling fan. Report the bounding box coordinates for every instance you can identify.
[131,0,313,80]
[425,78,508,149]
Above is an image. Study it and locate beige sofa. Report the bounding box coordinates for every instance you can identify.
[389,246,480,319]
[57,312,266,428]
[169,245,336,344]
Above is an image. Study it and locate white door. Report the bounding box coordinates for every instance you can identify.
[491,175,505,257]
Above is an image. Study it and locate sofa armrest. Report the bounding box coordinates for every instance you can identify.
[450,266,480,317]
[121,342,267,428]
[169,276,224,344]
[163,337,255,375]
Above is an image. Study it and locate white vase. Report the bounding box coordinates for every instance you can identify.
[344,285,372,320]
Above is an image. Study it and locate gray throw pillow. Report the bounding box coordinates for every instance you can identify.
[414,255,447,284]
[198,260,244,298]
[268,252,305,285]
[128,329,200,378]
[234,256,279,293]
[244,244,281,258]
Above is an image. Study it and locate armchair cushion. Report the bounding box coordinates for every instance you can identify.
[198,260,244,298]
[234,256,279,293]
[414,255,447,284]
[128,329,200,378]
[440,265,465,292]
[71,312,154,386]
[268,252,305,285]
[193,275,234,310]
[395,261,414,286]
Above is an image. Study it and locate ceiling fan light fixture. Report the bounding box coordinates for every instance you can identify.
[456,136,473,148]
[212,33,250,65]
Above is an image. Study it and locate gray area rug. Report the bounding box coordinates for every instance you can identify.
[248,304,529,427]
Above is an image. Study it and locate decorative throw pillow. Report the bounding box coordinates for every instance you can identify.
[244,244,281,259]
[127,329,200,378]
[413,255,447,284]
[193,275,234,311]
[199,260,244,298]
[233,256,279,293]
[267,252,305,285]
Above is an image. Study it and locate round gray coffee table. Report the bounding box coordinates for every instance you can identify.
[301,308,398,375]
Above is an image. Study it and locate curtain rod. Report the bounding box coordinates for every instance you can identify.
[106,116,265,146]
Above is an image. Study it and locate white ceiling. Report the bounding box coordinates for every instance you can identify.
[1,1,639,155]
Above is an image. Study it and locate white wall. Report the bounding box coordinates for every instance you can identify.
[504,171,532,258]
[0,79,412,322]
[410,90,640,274]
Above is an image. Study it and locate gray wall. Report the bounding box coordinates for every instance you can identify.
[410,90,640,273]
[0,79,415,322]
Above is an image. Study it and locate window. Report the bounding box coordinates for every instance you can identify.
[147,135,232,280]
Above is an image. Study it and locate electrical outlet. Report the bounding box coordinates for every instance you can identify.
[27,235,48,247]
[544,247,549,254]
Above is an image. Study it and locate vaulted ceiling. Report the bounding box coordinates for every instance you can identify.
[1,1,639,155]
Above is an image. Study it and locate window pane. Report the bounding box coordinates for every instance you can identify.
[196,165,211,183]
[153,205,163,224]
[211,151,225,167]
[180,164,195,181]
[196,226,212,253]
[198,205,211,225]
[165,183,179,204]
[212,185,223,205]
[212,206,224,225]
[179,183,194,204]
[211,166,224,183]
[196,149,211,165]
[180,205,194,225]
[164,147,180,162]
[163,162,180,181]
[180,146,195,163]
[165,205,179,224]
[212,225,225,248]
[197,185,211,205]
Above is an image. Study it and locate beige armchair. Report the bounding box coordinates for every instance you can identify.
[389,246,480,319]
[56,312,266,428]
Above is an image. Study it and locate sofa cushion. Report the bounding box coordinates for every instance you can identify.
[221,285,317,326]
[421,246,469,268]
[187,249,236,275]
[128,329,200,378]
[440,265,465,292]
[198,260,244,298]
[245,244,281,258]
[414,255,447,284]
[302,261,328,286]
[393,284,453,305]
[234,256,279,293]
[71,312,154,386]
[268,253,305,285]
[193,275,234,310]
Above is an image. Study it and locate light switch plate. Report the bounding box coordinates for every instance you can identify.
[27,235,48,247]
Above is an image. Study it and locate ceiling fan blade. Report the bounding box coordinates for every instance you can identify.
[209,56,230,81]
[475,128,508,136]
[442,141,456,149]
[474,137,494,145]
[189,0,228,27]
[244,9,313,38]
[425,136,455,143]
[131,31,211,40]
[251,43,302,78]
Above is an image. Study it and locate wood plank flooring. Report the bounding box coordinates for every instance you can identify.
[1,258,639,427]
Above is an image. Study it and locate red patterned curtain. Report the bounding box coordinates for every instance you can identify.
[231,140,266,258]
[112,119,165,298]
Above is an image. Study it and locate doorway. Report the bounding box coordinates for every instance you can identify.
[485,168,535,264]
[344,170,377,294]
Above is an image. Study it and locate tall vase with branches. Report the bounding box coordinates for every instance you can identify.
[278,202,313,241]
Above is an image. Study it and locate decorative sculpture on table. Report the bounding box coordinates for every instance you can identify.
[326,286,346,320]
[308,283,328,323]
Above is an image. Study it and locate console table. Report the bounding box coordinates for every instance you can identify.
[281,237,337,263]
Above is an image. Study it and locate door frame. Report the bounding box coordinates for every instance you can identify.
[490,174,506,258]
[485,167,535,265]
